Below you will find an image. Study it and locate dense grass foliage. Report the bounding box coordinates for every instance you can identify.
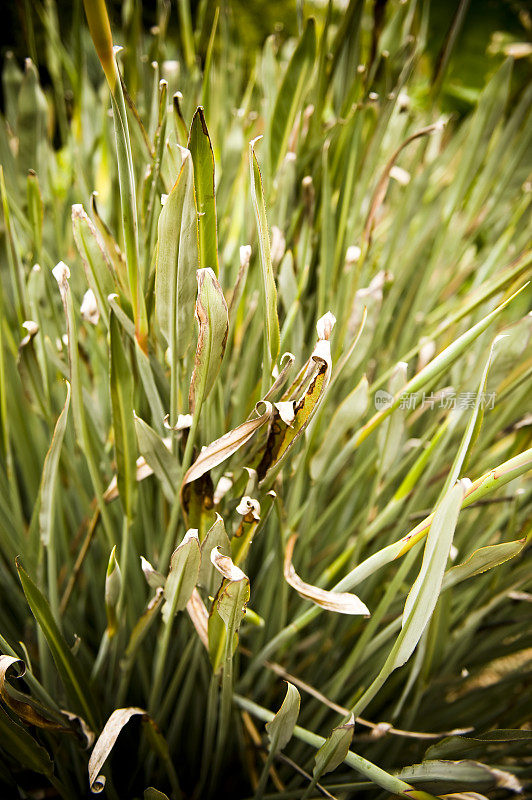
[0,1,531,798]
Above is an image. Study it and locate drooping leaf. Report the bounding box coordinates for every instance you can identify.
[89,708,147,792]
[0,656,68,732]
[181,400,272,488]
[16,561,98,731]
[284,535,370,615]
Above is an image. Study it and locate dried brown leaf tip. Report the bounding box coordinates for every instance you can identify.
[181,400,273,488]
[88,707,149,792]
[235,496,261,522]
[284,534,370,616]
[256,314,335,480]
[210,546,247,582]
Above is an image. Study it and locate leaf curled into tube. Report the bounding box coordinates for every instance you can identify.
[284,535,370,616]
[189,267,229,413]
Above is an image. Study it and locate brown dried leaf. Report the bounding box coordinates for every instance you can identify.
[89,707,147,792]
[181,400,272,488]
[186,588,209,649]
[284,535,370,616]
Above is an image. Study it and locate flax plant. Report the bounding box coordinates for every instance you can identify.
[0,1,530,798]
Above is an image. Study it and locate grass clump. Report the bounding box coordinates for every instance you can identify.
[0,1,531,798]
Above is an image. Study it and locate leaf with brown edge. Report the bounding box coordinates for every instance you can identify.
[284,535,370,616]
[198,514,231,593]
[188,267,228,415]
[0,655,69,732]
[313,715,355,778]
[256,315,334,480]
[186,588,209,649]
[181,400,273,489]
[231,496,261,566]
[208,548,250,672]
[188,107,219,276]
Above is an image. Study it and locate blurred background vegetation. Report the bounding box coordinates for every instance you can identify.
[2,0,531,121]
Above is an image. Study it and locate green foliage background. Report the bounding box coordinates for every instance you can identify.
[0,0,530,798]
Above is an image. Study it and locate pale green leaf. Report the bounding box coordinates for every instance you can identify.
[265,682,301,751]
[189,267,228,414]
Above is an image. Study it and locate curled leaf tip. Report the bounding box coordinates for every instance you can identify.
[284,535,370,616]
[211,547,247,582]
[236,496,261,520]
[317,312,336,340]
[52,261,70,284]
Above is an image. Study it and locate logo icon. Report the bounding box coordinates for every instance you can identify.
[374,389,393,410]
